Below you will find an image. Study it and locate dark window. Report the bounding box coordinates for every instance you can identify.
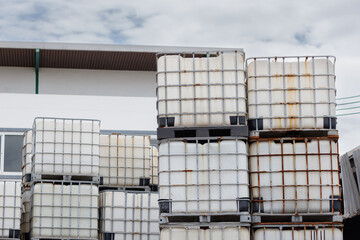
[4,135,22,172]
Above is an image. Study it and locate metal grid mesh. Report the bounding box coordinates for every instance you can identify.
[150,146,158,185]
[159,137,249,215]
[247,56,336,131]
[252,223,343,240]
[99,190,159,240]
[99,135,151,187]
[249,137,341,215]
[157,50,247,127]
[22,130,32,185]
[31,117,100,178]
[29,180,98,239]
[160,223,250,240]
[21,189,31,238]
[0,180,21,238]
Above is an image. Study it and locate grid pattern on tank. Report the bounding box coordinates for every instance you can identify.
[99,190,159,240]
[99,135,151,187]
[156,50,247,128]
[249,137,341,216]
[252,223,343,240]
[247,56,336,131]
[31,117,100,178]
[160,223,251,240]
[158,137,249,216]
[29,180,98,239]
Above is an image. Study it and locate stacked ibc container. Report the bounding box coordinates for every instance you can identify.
[246,56,343,239]
[21,117,100,240]
[0,179,21,239]
[156,50,251,239]
[98,134,159,240]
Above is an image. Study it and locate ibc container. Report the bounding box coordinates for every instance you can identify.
[0,180,21,239]
[32,117,100,178]
[160,224,250,240]
[22,130,32,185]
[253,223,343,240]
[159,137,249,215]
[150,146,159,186]
[249,137,341,215]
[340,150,360,218]
[30,181,98,239]
[20,189,31,240]
[157,50,246,128]
[247,56,336,131]
[99,191,159,240]
[99,135,151,187]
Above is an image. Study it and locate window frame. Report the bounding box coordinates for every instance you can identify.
[0,132,23,176]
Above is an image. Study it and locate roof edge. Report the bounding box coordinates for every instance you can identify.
[0,41,244,53]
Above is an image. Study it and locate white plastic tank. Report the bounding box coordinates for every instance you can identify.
[249,138,340,214]
[21,189,31,239]
[253,225,342,240]
[0,180,21,239]
[247,56,336,131]
[157,51,246,127]
[30,181,98,239]
[340,151,360,218]
[160,225,250,240]
[99,191,159,240]
[22,130,32,185]
[159,138,249,214]
[99,135,151,186]
[32,118,100,177]
[150,146,159,185]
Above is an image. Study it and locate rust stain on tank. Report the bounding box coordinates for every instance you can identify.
[304,60,312,88]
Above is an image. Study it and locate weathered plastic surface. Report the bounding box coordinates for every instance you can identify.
[159,138,248,214]
[0,180,21,238]
[340,150,360,218]
[32,118,100,177]
[253,227,342,240]
[157,51,246,127]
[247,57,336,130]
[160,225,250,240]
[21,189,31,236]
[250,138,340,214]
[151,146,159,185]
[99,135,151,186]
[22,130,32,184]
[99,191,159,240]
[30,182,98,239]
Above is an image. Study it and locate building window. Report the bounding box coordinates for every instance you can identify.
[0,133,23,175]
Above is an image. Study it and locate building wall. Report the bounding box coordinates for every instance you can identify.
[0,93,157,131]
[0,67,35,94]
[0,67,156,97]
[40,68,156,97]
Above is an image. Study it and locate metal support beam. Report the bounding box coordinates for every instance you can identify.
[35,49,40,94]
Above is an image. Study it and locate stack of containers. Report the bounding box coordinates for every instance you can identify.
[246,56,343,239]
[156,50,251,239]
[0,179,21,239]
[22,117,100,240]
[98,134,159,240]
[20,130,32,240]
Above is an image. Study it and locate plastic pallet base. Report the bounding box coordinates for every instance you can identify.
[32,174,100,183]
[99,185,152,192]
[249,130,339,139]
[159,213,251,224]
[252,214,343,223]
[157,126,248,140]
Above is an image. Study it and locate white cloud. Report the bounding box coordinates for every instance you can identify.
[0,0,359,153]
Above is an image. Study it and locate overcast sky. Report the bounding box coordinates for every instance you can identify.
[0,0,359,154]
